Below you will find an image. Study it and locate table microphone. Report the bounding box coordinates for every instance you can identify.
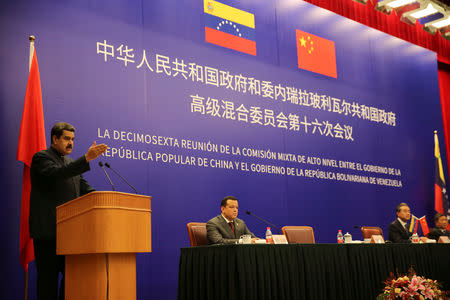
[246,210,281,234]
[99,161,115,191]
[104,162,138,194]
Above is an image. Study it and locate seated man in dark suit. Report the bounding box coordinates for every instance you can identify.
[388,203,427,243]
[206,196,257,244]
[388,203,412,243]
[427,213,450,241]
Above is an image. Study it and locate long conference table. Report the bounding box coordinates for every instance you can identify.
[178,243,450,300]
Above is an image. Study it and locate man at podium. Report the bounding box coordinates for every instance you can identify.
[29,122,107,300]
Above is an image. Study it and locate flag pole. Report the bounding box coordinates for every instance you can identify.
[29,35,35,71]
[24,270,28,300]
[23,34,35,300]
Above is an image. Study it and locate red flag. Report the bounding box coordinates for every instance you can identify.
[17,48,46,270]
[296,29,337,78]
[418,216,430,236]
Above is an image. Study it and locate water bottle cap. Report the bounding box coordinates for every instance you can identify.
[338,230,342,232]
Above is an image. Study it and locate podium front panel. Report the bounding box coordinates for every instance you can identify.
[57,191,151,254]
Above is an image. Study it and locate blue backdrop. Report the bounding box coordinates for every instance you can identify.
[0,0,445,299]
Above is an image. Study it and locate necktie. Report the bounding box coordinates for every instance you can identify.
[229,222,235,237]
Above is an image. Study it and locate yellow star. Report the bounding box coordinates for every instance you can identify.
[307,36,314,54]
[300,37,306,47]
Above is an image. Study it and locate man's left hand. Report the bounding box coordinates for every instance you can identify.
[85,141,108,162]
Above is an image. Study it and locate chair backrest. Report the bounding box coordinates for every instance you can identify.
[360,226,384,239]
[186,222,208,246]
[281,226,315,244]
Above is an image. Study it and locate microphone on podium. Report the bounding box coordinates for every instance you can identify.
[99,161,115,191]
[245,210,281,234]
[104,162,138,194]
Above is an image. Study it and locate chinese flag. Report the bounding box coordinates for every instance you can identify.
[16,48,46,271]
[418,217,430,236]
[296,29,337,78]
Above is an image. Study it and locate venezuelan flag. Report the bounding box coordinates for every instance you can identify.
[434,132,449,217]
[204,0,256,56]
[409,215,419,234]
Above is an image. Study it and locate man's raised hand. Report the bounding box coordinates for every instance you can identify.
[85,141,108,162]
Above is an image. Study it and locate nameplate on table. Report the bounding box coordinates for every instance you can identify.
[370,235,385,244]
[438,236,450,243]
[272,234,288,244]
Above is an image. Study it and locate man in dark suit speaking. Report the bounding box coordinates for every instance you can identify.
[29,122,107,300]
[206,196,257,244]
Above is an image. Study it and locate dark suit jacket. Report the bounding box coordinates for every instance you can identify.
[206,215,256,244]
[427,228,450,241]
[388,219,412,243]
[29,147,94,240]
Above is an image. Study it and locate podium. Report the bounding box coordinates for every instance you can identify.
[56,191,151,300]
